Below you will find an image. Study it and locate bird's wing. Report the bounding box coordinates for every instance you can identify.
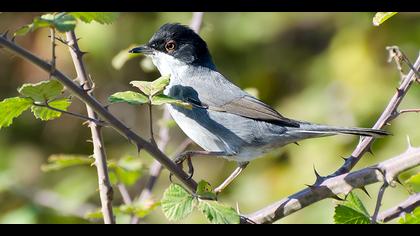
[186,69,301,128]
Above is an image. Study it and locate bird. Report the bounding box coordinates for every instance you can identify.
[129,23,389,193]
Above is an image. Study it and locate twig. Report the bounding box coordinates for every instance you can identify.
[244,50,420,224]
[117,183,133,205]
[66,31,115,224]
[148,103,156,146]
[371,182,389,224]
[32,102,106,126]
[244,146,420,224]
[190,12,204,33]
[49,28,56,79]
[378,193,420,223]
[0,29,197,193]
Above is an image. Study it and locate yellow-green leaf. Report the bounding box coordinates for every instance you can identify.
[405,172,420,193]
[151,94,192,109]
[69,12,120,24]
[41,154,93,172]
[399,207,420,224]
[108,91,148,105]
[196,180,217,200]
[334,192,370,224]
[373,12,398,26]
[31,98,71,121]
[161,184,195,221]
[198,199,240,224]
[0,97,32,129]
[18,80,64,102]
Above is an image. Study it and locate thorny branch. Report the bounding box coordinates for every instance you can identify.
[378,193,420,223]
[244,50,420,224]
[66,31,115,224]
[0,30,198,193]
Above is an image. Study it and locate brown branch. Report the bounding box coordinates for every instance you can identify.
[245,146,420,224]
[371,182,389,224]
[65,31,115,224]
[244,50,420,224]
[0,32,198,193]
[378,193,420,223]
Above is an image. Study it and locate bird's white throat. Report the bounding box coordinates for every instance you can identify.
[149,51,189,82]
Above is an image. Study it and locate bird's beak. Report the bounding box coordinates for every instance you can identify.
[129,45,154,55]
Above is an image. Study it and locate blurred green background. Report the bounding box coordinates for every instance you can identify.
[0,12,419,224]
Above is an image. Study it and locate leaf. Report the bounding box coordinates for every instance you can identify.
[161,184,195,221]
[399,207,420,224]
[18,80,64,102]
[119,199,160,218]
[405,172,420,193]
[31,98,71,121]
[151,94,192,109]
[113,156,144,186]
[108,91,148,105]
[69,12,120,24]
[41,154,93,172]
[0,97,32,129]
[111,44,142,70]
[39,13,77,32]
[333,192,370,224]
[196,180,217,200]
[84,209,103,220]
[15,12,77,36]
[198,200,240,224]
[373,12,398,26]
[130,75,170,96]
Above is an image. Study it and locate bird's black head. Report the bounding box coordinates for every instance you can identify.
[130,23,215,69]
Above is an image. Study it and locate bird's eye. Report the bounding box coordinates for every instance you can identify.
[165,40,176,53]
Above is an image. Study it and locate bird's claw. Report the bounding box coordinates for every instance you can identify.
[169,152,195,182]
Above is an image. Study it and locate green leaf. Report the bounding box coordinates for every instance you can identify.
[84,209,103,220]
[18,80,64,102]
[130,75,170,96]
[151,75,170,96]
[31,98,71,121]
[112,44,142,70]
[0,97,32,129]
[113,156,144,186]
[373,12,398,26]
[198,200,240,224]
[119,200,160,218]
[196,180,217,200]
[399,207,420,224]
[108,91,148,105]
[334,192,370,224]
[41,154,93,172]
[39,13,77,32]
[161,184,195,221]
[405,172,420,193]
[151,94,192,109]
[69,12,120,24]
[15,12,77,36]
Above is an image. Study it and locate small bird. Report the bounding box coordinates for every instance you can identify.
[130,23,388,193]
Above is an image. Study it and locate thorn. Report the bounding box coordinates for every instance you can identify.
[313,165,324,183]
[394,177,403,186]
[331,195,345,201]
[136,144,142,153]
[1,30,9,38]
[359,186,371,198]
[11,36,15,42]
[396,88,404,96]
[406,135,413,149]
[305,184,317,190]
[294,142,300,146]
[340,156,348,162]
[236,202,241,215]
[385,122,391,126]
[86,139,93,143]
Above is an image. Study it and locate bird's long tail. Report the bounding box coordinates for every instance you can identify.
[291,123,389,138]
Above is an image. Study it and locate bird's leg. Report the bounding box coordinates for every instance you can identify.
[171,151,227,181]
[214,162,249,194]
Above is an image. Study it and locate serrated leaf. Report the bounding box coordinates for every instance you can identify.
[69,12,120,24]
[198,200,240,224]
[18,80,64,102]
[373,12,398,26]
[31,98,71,121]
[112,44,142,70]
[108,91,148,105]
[405,172,420,193]
[0,97,32,129]
[39,13,77,32]
[130,81,152,96]
[113,156,144,186]
[161,184,195,221]
[151,94,192,109]
[333,192,370,224]
[399,207,420,224]
[41,154,93,172]
[196,180,217,200]
[150,75,170,96]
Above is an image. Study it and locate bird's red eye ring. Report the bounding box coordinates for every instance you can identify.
[165,40,176,52]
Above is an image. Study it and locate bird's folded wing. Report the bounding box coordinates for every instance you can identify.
[203,95,300,128]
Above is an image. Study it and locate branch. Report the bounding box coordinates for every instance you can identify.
[0,33,197,192]
[371,182,389,223]
[333,49,420,176]
[378,193,420,223]
[245,146,420,224]
[65,31,115,224]
[244,50,420,223]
